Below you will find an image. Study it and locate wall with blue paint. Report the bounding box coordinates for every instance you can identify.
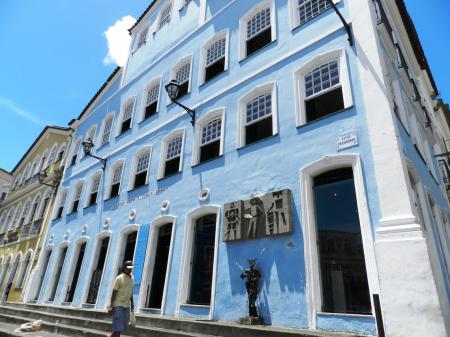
[33,1,450,336]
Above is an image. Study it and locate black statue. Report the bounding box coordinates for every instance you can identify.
[240,259,261,318]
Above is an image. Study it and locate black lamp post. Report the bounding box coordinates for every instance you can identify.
[82,138,107,170]
[165,80,196,126]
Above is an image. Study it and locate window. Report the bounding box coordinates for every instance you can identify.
[71,182,84,213]
[143,80,160,120]
[28,196,41,224]
[119,99,135,135]
[172,59,192,98]
[158,1,173,29]
[100,114,114,146]
[55,189,68,219]
[12,205,23,229]
[161,131,184,178]
[4,209,13,232]
[136,27,149,50]
[18,201,30,228]
[83,126,97,158]
[37,190,51,220]
[295,49,352,125]
[295,0,332,26]
[70,140,81,167]
[22,164,31,184]
[238,83,278,148]
[39,150,49,171]
[87,173,102,207]
[108,161,124,199]
[132,149,151,189]
[193,110,225,165]
[30,156,40,176]
[202,33,228,83]
[47,144,58,166]
[240,1,275,59]
[56,144,66,163]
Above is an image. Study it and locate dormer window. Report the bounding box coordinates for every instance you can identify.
[136,27,149,50]
[158,2,173,29]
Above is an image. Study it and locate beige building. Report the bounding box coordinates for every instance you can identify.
[0,126,72,303]
[0,169,12,203]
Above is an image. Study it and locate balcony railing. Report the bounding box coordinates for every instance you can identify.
[31,219,43,236]
[21,222,32,239]
[439,159,450,190]
[4,229,19,244]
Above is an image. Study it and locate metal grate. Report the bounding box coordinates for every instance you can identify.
[304,60,340,98]
[123,101,134,121]
[206,38,226,66]
[167,136,182,160]
[146,83,160,106]
[137,27,148,49]
[201,118,222,145]
[247,7,271,39]
[91,175,101,193]
[112,164,123,184]
[246,92,272,124]
[159,2,173,29]
[175,62,191,85]
[297,0,331,26]
[136,152,150,174]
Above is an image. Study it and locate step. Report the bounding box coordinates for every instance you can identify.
[1,302,371,337]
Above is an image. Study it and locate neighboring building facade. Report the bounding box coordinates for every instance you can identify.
[0,126,71,303]
[31,1,450,336]
[0,169,13,203]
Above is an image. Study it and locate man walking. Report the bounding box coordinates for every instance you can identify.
[107,260,134,337]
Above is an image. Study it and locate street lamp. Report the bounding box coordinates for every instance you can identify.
[82,138,107,170]
[165,80,196,126]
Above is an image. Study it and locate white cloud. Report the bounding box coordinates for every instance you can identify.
[0,97,47,126]
[103,15,136,67]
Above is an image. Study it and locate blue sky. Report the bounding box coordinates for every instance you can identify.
[0,0,449,173]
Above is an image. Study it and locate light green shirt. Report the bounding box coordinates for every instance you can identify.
[112,273,134,308]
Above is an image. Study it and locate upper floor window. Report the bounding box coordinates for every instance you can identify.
[193,110,225,165]
[136,27,149,50]
[70,182,84,213]
[295,49,352,125]
[100,113,114,146]
[56,144,66,163]
[143,80,161,120]
[39,150,49,171]
[240,1,275,59]
[37,189,52,220]
[30,156,40,177]
[238,83,278,147]
[70,140,81,167]
[158,1,173,30]
[295,0,332,26]
[55,189,68,219]
[173,59,192,98]
[83,126,97,159]
[118,98,136,136]
[108,161,124,199]
[4,209,13,232]
[159,130,184,178]
[202,33,228,83]
[47,144,58,166]
[22,164,31,184]
[131,148,151,190]
[109,161,123,198]
[87,172,102,207]
[18,201,30,228]
[12,204,23,229]
[28,195,41,224]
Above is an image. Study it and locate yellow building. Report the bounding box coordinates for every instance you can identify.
[0,126,71,302]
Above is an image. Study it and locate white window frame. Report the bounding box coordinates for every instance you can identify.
[140,77,162,122]
[22,163,31,184]
[85,170,103,207]
[294,48,352,126]
[44,241,69,302]
[15,248,33,288]
[192,108,225,166]
[237,82,278,148]
[158,129,186,179]
[138,215,177,314]
[39,149,49,171]
[135,26,149,51]
[239,0,277,60]
[3,209,14,233]
[19,200,31,227]
[116,97,137,137]
[53,188,68,219]
[11,204,23,229]
[36,188,52,220]
[169,56,193,103]
[300,154,379,329]
[128,146,152,190]
[56,143,67,164]
[47,143,59,167]
[99,112,115,147]
[69,138,82,167]
[288,0,340,30]
[199,30,229,85]
[105,159,125,200]
[27,194,41,224]
[83,125,97,159]
[176,205,221,320]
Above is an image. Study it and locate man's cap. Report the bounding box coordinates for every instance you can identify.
[124,260,133,269]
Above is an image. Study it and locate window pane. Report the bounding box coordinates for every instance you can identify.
[136,152,150,174]
[313,168,371,314]
[166,137,182,160]
[304,60,340,98]
[206,38,226,66]
[305,87,344,122]
[247,7,271,39]
[246,92,272,125]
[159,3,173,29]
[101,117,113,146]
[201,118,222,145]
[176,63,191,85]
[146,84,160,106]
[297,0,331,25]
[137,27,148,49]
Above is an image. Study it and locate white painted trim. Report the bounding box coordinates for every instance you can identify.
[238,0,276,61]
[237,81,278,148]
[168,55,194,105]
[67,24,344,180]
[99,111,116,147]
[300,154,379,329]
[70,180,85,213]
[116,96,137,137]
[43,241,69,302]
[176,205,221,320]
[198,29,229,86]
[81,230,112,305]
[84,170,103,208]
[138,215,177,314]
[293,48,352,126]
[104,158,126,200]
[288,0,341,30]
[140,77,162,122]
[157,128,186,179]
[191,108,225,166]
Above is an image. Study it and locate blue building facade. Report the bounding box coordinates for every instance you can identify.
[27,1,450,336]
